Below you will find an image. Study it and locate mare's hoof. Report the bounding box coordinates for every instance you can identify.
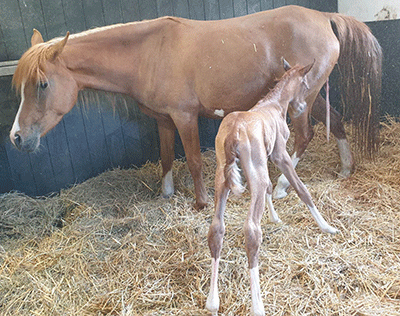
[194,200,208,210]
[338,168,352,179]
[162,192,173,199]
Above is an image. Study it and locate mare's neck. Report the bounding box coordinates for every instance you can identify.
[61,20,167,96]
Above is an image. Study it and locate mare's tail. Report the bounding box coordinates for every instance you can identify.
[223,132,245,196]
[328,13,382,157]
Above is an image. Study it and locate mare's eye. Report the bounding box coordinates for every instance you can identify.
[39,81,48,89]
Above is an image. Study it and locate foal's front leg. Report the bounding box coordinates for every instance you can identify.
[273,110,313,199]
[271,142,339,234]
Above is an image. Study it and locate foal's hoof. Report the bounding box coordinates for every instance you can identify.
[322,225,340,235]
[273,188,288,200]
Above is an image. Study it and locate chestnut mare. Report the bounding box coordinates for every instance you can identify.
[206,60,339,316]
[10,5,381,208]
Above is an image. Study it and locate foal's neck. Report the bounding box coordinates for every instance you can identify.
[252,76,296,115]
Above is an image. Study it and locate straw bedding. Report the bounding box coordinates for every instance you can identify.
[0,118,399,315]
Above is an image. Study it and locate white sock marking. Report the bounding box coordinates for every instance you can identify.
[249,266,265,316]
[307,204,339,234]
[337,139,353,178]
[266,194,281,223]
[206,258,220,314]
[161,170,174,197]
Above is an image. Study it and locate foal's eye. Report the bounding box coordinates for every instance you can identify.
[39,81,48,89]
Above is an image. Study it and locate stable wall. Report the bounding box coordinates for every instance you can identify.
[338,0,399,21]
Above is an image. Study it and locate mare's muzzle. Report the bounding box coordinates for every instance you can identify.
[11,131,40,152]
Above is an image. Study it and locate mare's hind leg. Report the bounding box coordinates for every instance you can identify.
[311,94,354,178]
[271,140,339,234]
[273,109,314,199]
[171,112,208,209]
[157,119,176,198]
[206,164,229,315]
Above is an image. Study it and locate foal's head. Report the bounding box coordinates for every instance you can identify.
[281,58,314,118]
[10,30,76,152]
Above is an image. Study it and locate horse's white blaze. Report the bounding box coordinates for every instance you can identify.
[337,138,353,178]
[161,170,174,197]
[273,152,299,199]
[214,109,224,117]
[206,258,220,315]
[266,194,281,223]
[307,204,339,234]
[249,266,265,316]
[10,82,25,144]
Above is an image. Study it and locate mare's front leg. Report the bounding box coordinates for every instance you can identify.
[311,94,354,178]
[157,119,176,198]
[273,109,313,199]
[171,112,208,209]
[206,165,229,315]
[271,140,339,234]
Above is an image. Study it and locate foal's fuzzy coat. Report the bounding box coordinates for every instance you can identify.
[206,61,338,316]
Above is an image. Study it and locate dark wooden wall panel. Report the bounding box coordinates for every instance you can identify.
[0,0,27,60]
[1,0,342,196]
[367,20,400,117]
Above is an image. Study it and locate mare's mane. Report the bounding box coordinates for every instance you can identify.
[12,17,181,94]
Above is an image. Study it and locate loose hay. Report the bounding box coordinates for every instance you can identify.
[1,119,400,315]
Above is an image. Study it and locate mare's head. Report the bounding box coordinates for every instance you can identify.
[10,29,77,152]
[282,58,314,118]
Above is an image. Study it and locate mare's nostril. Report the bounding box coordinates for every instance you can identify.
[14,133,22,149]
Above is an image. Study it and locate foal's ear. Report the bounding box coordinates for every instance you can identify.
[49,31,70,61]
[282,57,291,71]
[300,59,315,76]
[31,29,44,46]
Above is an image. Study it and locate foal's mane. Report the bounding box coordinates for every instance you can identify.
[259,65,303,103]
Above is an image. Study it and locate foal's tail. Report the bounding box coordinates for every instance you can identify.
[223,132,245,196]
[328,13,382,157]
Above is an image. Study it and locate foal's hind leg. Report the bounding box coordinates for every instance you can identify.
[240,145,270,316]
[206,165,229,315]
[311,94,354,177]
[244,174,268,316]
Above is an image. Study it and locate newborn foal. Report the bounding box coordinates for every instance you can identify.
[206,60,339,316]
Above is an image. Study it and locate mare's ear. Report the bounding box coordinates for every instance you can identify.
[301,59,315,76]
[31,29,44,46]
[49,31,70,61]
[282,57,291,71]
